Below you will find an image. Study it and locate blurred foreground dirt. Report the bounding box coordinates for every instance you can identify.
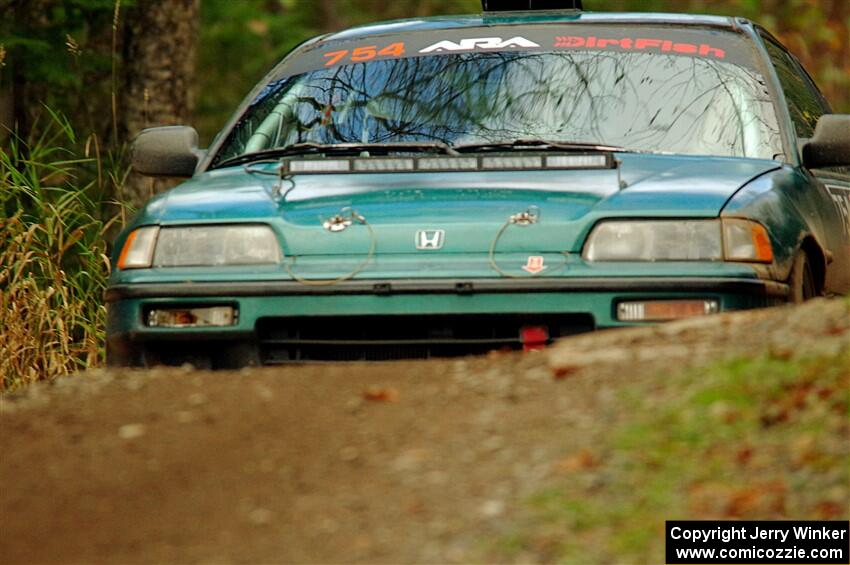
[1,299,847,563]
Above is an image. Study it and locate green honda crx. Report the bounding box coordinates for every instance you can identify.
[107,0,850,367]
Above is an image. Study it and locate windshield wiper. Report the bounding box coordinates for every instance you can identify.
[453,139,631,154]
[213,141,459,170]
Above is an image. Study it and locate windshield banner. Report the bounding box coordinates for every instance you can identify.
[279,25,759,77]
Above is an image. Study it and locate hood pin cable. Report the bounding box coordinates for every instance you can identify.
[243,160,297,201]
[488,206,565,278]
[285,208,377,286]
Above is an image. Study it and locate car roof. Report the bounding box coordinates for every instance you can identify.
[324,11,744,42]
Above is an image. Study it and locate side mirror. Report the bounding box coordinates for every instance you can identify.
[802,114,850,169]
[131,126,202,177]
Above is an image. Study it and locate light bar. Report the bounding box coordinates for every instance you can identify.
[617,300,719,322]
[417,157,479,171]
[481,155,543,169]
[545,154,609,169]
[483,0,583,11]
[146,306,237,328]
[288,159,351,173]
[281,153,615,174]
[353,158,415,172]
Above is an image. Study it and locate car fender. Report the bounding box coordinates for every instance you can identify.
[722,166,831,289]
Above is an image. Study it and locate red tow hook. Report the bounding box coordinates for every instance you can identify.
[520,325,550,352]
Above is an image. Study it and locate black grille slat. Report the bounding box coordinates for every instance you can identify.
[256,314,594,363]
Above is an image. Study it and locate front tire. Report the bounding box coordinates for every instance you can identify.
[788,252,818,303]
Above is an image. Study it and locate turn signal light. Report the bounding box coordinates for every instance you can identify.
[751,224,774,262]
[617,300,719,322]
[117,226,159,269]
[722,219,774,263]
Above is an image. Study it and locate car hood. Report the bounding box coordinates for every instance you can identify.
[146,153,780,254]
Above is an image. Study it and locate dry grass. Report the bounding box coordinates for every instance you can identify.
[0,110,128,390]
[0,0,128,390]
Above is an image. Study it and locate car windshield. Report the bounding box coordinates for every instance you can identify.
[212,35,783,166]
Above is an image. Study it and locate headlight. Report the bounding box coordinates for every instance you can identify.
[583,219,773,263]
[154,225,281,267]
[583,220,722,261]
[117,225,281,269]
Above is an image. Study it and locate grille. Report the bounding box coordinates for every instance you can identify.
[256,314,595,363]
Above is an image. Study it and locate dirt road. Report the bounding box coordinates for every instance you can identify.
[1,299,848,563]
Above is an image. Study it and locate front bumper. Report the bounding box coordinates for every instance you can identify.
[105,276,788,367]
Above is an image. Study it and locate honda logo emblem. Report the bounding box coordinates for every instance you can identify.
[415,230,445,250]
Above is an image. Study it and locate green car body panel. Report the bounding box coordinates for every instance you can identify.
[106,10,850,366]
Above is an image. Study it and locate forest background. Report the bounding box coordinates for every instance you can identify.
[4,0,848,152]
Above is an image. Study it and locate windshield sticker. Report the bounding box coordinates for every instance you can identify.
[323,42,406,66]
[281,25,758,76]
[553,35,725,59]
[419,36,539,53]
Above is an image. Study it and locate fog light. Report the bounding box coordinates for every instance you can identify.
[147,306,237,328]
[617,300,719,322]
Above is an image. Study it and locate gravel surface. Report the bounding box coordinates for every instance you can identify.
[1,299,847,563]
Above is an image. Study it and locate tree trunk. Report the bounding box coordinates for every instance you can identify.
[120,0,200,208]
[2,0,52,144]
